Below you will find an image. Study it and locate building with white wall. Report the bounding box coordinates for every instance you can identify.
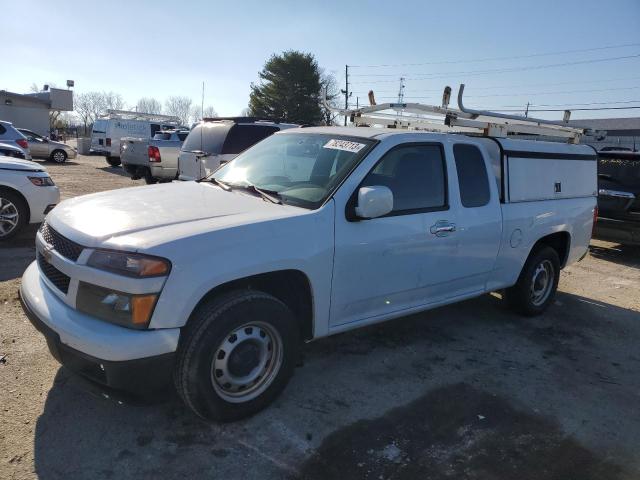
[0,88,73,136]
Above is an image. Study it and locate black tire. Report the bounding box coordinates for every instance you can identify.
[505,246,560,316]
[144,169,158,184]
[0,189,28,241]
[106,156,121,167]
[174,290,300,422]
[50,149,67,163]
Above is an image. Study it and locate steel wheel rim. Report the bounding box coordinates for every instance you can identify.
[210,321,283,403]
[530,259,554,306]
[0,198,19,237]
[53,151,65,162]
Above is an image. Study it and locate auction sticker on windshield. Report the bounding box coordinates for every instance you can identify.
[323,139,367,153]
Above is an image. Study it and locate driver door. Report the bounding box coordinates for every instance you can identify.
[330,143,462,328]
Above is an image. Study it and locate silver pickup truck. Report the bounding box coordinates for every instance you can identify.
[121,130,189,184]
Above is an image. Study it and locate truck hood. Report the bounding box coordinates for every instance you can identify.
[47,181,305,249]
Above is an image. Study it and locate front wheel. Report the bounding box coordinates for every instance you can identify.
[174,290,300,421]
[0,190,28,240]
[50,149,67,163]
[505,246,560,316]
[106,156,121,167]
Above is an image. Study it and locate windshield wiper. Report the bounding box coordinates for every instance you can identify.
[243,185,282,204]
[210,177,232,190]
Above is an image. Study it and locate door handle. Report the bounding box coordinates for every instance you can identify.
[430,221,456,237]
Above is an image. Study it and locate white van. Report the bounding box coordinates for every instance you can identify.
[90,110,180,166]
[178,118,299,181]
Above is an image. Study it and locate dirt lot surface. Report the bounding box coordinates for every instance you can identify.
[1,151,640,479]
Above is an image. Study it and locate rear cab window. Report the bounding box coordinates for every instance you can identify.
[453,144,491,208]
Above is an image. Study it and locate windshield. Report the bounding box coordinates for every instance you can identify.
[213,133,375,209]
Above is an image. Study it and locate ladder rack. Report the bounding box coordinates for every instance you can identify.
[101,109,181,123]
[329,84,601,144]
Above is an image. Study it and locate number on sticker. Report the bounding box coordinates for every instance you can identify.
[323,139,366,153]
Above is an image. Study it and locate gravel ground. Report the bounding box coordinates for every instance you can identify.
[1,151,640,479]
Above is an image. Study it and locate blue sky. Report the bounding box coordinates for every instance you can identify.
[2,0,640,120]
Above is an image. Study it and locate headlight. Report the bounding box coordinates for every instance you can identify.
[87,250,171,277]
[76,282,158,329]
[28,176,55,187]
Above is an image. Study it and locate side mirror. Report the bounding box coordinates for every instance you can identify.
[355,186,393,219]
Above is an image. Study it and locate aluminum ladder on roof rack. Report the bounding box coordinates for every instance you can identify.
[327,84,601,144]
[102,109,181,123]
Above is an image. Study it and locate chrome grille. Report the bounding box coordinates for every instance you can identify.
[39,222,84,261]
[37,253,70,294]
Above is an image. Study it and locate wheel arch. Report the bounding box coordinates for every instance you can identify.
[528,231,571,268]
[0,184,30,223]
[188,269,315,341]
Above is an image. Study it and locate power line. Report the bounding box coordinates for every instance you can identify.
[500,99,640,108]
[369,86,640,100]
[351,53,640,84]
[348,75,640,96]
[495,105,640,112]
[348,54,640,82]
[348,42,640,68]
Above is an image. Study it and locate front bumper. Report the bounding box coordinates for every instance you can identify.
[19,261,179,394]
[594,217,640,246]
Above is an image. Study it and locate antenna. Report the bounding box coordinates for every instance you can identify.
[397,77,405,103]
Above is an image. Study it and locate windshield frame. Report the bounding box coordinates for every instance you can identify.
[211,132,379,210]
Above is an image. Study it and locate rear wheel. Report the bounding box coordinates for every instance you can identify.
[174,290,299,421]
[106,156,121,167]
[505,246,560,316]
[144,169,158,184]
[0,190,28,241]
[50,149,67,163]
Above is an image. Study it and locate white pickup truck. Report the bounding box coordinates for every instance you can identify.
[121,130,189,183]
[20,126,597,421]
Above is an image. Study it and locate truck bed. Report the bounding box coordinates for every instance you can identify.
[120,136,184,181]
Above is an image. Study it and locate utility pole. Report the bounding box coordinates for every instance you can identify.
[525,102,530,118]
[342,65,349,125]
[397,77,405,103]
[201,81,205,119]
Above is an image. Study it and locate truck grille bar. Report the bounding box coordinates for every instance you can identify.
[39,222,84,262]
[37,253,71,294]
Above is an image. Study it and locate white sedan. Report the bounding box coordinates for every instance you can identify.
[0,155,60,240]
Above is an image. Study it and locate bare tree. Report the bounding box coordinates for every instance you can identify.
[103,91,125,111]
[75,92,105,134]
[165,96,193,125]
[203,105,217,118]
[136,97,162,114]
[320,71,340,126]
[190,104,218,124]
[240,107,253,116]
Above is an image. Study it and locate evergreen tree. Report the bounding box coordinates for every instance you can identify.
[249,51,324,125]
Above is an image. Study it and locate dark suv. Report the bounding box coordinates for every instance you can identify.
[595,150,640,245]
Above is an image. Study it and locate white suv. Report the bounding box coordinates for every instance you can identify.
[0,155,60,239]
[0,120,32,160]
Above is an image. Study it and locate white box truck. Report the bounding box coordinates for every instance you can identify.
[90,110,180,167]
